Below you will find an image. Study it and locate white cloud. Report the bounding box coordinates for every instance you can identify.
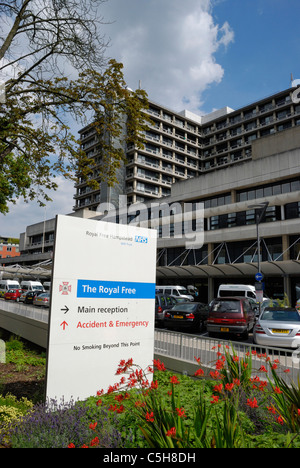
[0,177,75,238]
[0,0,234,238]
[101,0,234,112]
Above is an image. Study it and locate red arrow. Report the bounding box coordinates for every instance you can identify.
[60,321,68,330]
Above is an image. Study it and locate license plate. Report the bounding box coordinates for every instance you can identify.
[174,315,183,319]
[272,329,289,334]
[221,327,229,332]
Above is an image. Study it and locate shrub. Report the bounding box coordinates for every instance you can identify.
[0,394,34,447]
[8,398,122,448]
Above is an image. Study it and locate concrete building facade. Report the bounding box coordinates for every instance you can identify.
[2,86,300,303]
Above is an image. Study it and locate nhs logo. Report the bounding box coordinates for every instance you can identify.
[134,235,148,244]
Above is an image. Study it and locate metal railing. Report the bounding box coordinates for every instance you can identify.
[154,329,300,385]
[0,298,49,324]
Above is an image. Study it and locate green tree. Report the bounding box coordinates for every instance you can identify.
[0,0,150,214]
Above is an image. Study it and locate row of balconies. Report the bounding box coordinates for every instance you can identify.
[202,95,293,135]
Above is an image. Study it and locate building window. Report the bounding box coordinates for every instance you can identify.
[285,202,300,220]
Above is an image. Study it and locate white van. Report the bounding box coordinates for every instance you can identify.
[156,285,194,301]
[218,284,267,300]
[20,281,44,292]
[43,281,51,291]
[0,279,21,297]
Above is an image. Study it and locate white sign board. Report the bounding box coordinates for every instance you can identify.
[45,215,157,402]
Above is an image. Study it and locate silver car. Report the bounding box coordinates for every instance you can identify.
[253,307,300,349]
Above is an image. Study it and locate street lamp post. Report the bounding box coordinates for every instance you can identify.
[248,202,269,316]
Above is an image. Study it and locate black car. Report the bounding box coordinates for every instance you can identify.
[155,294,183,326]
[23,290,44,304]
[164,302,209,332]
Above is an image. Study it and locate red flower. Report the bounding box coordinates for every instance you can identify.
[276,416,284,425]
[153,359,166,371]
[170,375,180,384]
[194,368,204,377]
[151,380,158,390]
[225,383,234,392]
[166,427,176,438]
[90,436,100,447]
[259,365,268,373]
[215,359,224,370]
[210,395,219,404]
[68,443,75,448]
[273,386,283,394]
[146,411,155,422]
[176,407,186,418]
[267,406,276,415]
[213,383,223,393]
[210,370,222,380]
[89,422,97,430]
[247,398,258,409]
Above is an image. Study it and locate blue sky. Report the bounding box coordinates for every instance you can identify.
[202,0,300,112]
[1,0,300,237]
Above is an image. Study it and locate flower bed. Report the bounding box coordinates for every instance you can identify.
[1,344,300,448]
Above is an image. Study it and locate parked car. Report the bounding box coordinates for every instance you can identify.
[207,297,256,339]
[33,292,50,307]
[253,307,300,349]
[261,299,280,313]
[164,302,209,332]
[23,290,44,304]
[19,291,27,303]
[155,294,178,326]
[4,289,22,302]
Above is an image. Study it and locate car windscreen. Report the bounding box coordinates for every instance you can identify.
[260,309,300,322]
[211,300,240,313]
[172,303,196,311]
[178,289,189,295]
[32,286,43,290]
[219,290,244,297]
